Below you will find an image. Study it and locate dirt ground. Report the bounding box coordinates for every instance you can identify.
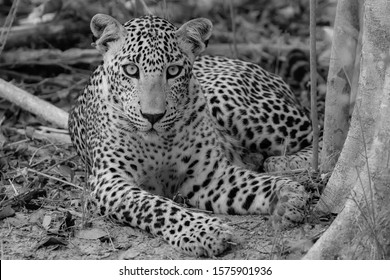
[0,202,327,260]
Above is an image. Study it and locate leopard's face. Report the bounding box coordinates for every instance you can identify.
[101,16,195,136]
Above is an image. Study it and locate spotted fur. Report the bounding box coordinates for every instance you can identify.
[69,14,312,257]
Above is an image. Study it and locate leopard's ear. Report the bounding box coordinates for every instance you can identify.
[90,14,127,54]
[176,18,213,61]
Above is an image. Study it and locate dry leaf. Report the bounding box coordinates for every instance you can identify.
[42,214,52,230]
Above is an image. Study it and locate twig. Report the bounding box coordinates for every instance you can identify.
[0,68,43,82]
[8,179,18,195]
[41,155,78,172]
[310,0,319,171]
[28,143,56,166]
[2,139,30,148]
[0,0,20,55]
[27,168,83,190]
[42,205,83,218]
[0,189,47,209]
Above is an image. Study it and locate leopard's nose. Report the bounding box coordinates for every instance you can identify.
[141,111,166,125]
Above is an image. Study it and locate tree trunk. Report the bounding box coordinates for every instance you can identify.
[316,0,364,213]
[304,0,390,259]
[320,0,362,173]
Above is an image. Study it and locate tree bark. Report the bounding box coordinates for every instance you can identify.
[304,0,390,259]
[315,0,364,213]
[320,0,362,173]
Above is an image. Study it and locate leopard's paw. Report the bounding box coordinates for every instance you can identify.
[270,180,309,229]
[264,155,311,172]
[172,215,233,257]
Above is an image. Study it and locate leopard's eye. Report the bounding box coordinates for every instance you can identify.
[123,64,139,79]
[166,65,182,79]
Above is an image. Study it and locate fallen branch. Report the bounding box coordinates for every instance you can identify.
[0,189,47,209]
[0,19,89,50]
[8,126,71,144]
[0,78,69,129]
[0,48,101,66]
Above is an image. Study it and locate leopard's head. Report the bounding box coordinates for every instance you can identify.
[91,14,212,136]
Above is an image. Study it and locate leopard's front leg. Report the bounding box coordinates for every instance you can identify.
[90,174,232,257]
[181,163,310,228]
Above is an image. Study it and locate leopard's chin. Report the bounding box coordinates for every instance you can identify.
[138,129,160,142]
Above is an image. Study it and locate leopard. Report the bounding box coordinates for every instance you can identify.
[68,14,316,257]
[278,48,328,129]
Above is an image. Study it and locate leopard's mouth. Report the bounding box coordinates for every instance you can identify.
[129,110,177,135]
[138,129,161,141]
[146,128,158,134]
